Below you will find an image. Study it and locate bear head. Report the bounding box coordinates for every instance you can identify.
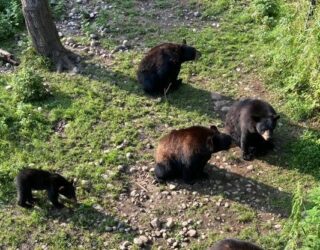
[253,114,280,141]
[207,125,235,153]
[180,39,201,62]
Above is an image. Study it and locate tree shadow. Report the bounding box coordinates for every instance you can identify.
[171,164,292,216]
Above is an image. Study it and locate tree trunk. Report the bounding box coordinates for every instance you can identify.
[21,0,77,72]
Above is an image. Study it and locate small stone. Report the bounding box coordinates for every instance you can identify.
[119,241,131,250]
[76,0,82,3]
[168,184,177,190]
[5,85,12,90]
[90,40,98,47]
[105,226,113,232]
[221,106,230,112]
[224,202,230,208]
[117,165,126,172]
[58,32,63,38]
[274,224,282,229]
[166,217,174,228]
[5,63,10,68]
[126,152,133,159]
[186,229,197,237]
[247,165,254,171]
[194,11,201,17]
[81,180,90,188]
[150,218,161,229]
[90,33,98,40]
[122,40,128,46]
[133,235,149,246]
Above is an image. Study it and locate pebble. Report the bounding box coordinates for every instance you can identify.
[119,241,131,250]
[5,85,12,90]
[247,165,254,171]
[168,184,177,190]
[194,11,201,17]
[166,217,174,228]
[133,235,149,246]
[186,229,197,237]
[105,226,113,232]
[150,218,161,229]
[126,152,133,159]
[117,165,126,172]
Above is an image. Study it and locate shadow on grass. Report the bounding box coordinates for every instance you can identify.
[260,114,320,181]
[174,164,292,216]
[47,203,134,236]
[78,61,218,119]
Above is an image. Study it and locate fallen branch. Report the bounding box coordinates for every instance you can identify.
[0,49,19,66]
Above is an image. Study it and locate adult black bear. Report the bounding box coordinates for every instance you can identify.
[208,239,263,250]
[225,98,280,161]
[16,168,77,209]
[154,125,233,184]
[137,40,201,95]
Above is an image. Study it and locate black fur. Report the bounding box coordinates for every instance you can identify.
[16,168,76,209]
[225,98,280,161]
[137,41,201,95]
[208,238,263,250]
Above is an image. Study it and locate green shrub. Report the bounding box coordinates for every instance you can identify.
[257,0,320,120]
[0,0,24,40]
[252,0,280,27]
[283,185,320,249]
[11,68,50,102]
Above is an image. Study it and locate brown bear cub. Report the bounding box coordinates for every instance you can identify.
[225,98,280,161]
[137,40,201,96]
[16,168,77,209]
[154,125,233,184]
[209,239,263,250]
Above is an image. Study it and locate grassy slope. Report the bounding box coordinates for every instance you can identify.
[0,0,319,249]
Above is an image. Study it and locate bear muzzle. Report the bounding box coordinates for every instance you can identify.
[261,130,272,141]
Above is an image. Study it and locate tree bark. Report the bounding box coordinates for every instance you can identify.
[21,0,76,72]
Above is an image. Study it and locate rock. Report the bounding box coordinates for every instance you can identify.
[119,241,131,250]
[122,40,128,46]
[221,106,230,112]
[133,235,149,246]
[165,217,174,228]
[5,85,12,90]
[126,152,133,159]
[90,33,98,40]
[224,202,230,208]
[76,0,82,3]
[247,165,254,171]
[117,165,126,172]
[186,229,197,237]
[81,180,90,188]
[168,184,177,190]
[58,32,63,38]
[90,40,99,47]
[150,218,161,229]
[5,63,10,68]
[274,224,281,229]
[105,226,113,232]
[194,11,201,17]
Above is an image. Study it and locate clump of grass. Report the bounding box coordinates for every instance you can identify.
[11,67,50,102]
[257,0,320,120]
[282,184,320,249]
[252,0,280,27]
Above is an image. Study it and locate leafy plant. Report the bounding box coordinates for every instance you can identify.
[11,68,50,102]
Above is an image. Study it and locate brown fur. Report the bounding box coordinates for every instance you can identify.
[154,125,232,184]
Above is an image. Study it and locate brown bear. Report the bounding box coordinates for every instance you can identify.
[137,40,201,95]
[225,98,280,161]
[208,239,263,250]
[16,168,77,208]
[154,125,233,184]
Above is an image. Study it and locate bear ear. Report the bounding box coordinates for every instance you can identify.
[210,125,218,132]
[182,39,187,45]
[273,114,280,120]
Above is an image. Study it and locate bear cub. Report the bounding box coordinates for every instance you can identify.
[208,238,263,250]
[154,125,233,184]
[16,168,77,209]
[225,98,280,161]
[137,40,201,96]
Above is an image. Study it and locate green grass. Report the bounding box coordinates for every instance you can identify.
[0,0,319,249]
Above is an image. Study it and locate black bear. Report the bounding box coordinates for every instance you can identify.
[16,168,77,209]
[208,239,263,250]
[137,40,201,95]
[225,98,280,161]
[154,125,234,184]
